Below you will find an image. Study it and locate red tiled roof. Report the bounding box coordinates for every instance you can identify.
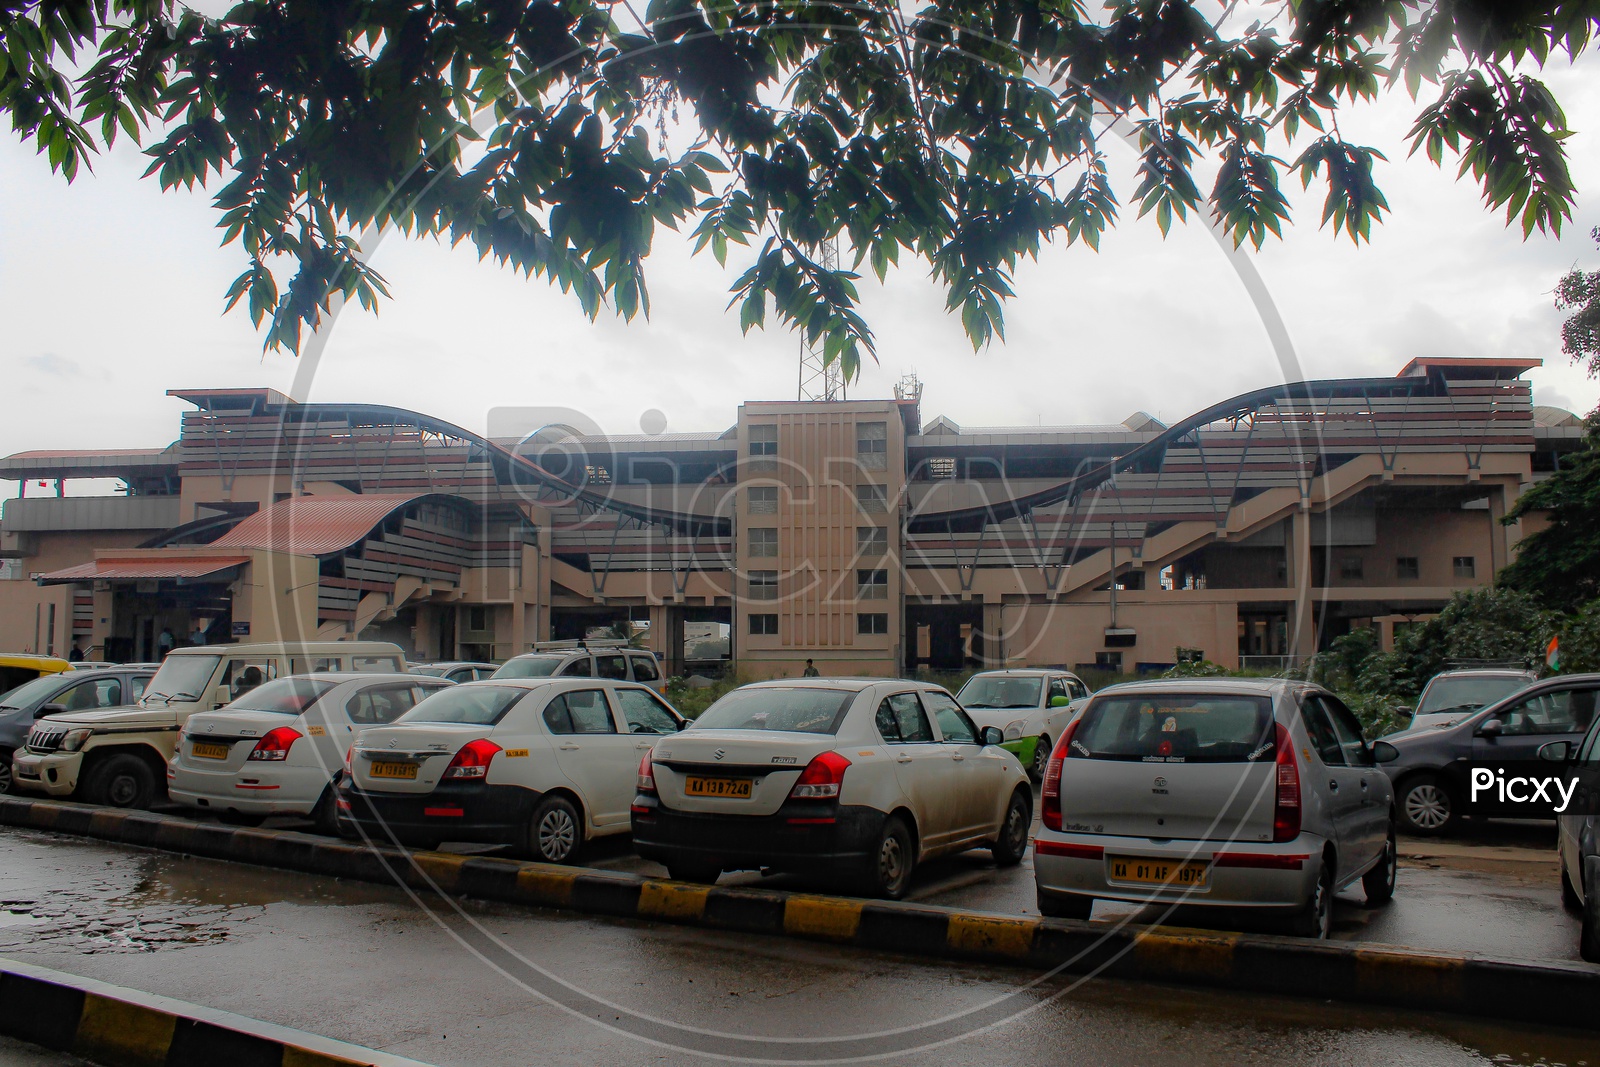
[41,555,251,583]
[212,493,431,556]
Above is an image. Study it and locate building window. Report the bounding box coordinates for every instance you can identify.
[749,424,778,456]
[857,613,888,635]
[748,527,777,557]
[1339,557,1363,580]
[748,486,778,514]
[1094,651,1122,672]
[749,614,778,635]
[465,606,491,633]
[857,526,888,556]
[856,484,887,514]
[858,569,888,600]
[925,456,956,479]
[1396,557,1420,581]
[1453,556,1476,579]
[748,570,778,600]
[856,422,887,470]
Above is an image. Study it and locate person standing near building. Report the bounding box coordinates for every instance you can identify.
[67,640,84,662]
[157,627,175,658]
[802,659,819,677]
[189,622,208,647]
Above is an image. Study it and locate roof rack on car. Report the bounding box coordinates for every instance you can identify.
[1443,659,1531,670]
[530,639,631,651]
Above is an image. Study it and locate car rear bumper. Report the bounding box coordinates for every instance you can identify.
[168,761,330,816]
[630,797,882,873]
[9,751,80,796]
[1033,830,1326,909]
[335,778,541,846]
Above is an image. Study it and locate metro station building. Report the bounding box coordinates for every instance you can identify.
[0,358,1582,677]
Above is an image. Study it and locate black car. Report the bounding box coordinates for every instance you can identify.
[1379,673,1600,835]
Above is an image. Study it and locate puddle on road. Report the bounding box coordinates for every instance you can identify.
[0,829,405,956]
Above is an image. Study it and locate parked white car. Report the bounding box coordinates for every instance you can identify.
[631,679,1033,898]
[168,673,454,829]
[337,678,687,862]
[1033,679,1397,937]
[492,642,666,694]
[955,669,1090,780]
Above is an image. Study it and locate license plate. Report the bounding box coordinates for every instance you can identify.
[1108,856,1209,887]
[683,776,752,798]
[369,761,419,780]
[191,742,230,761]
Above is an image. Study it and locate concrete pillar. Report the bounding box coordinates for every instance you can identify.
[981,600,1005,666]
[1486,483,1509,576]
[1289,509,1316,662]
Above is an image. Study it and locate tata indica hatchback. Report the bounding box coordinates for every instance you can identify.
[1033,679,1397,938]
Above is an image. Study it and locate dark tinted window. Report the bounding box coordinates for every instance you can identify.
[876,693,934,743]
[226,677,339,715]
[631,655,660,682]
[493,656,563,678]
[559,657,592,677]
[543,689,617,734]
[1322,695,1374,766]
[1071,693,1275,763]
[1299,696,1345,767]
[347,684,423,725]
[595,655,628,680]
[694,688,853,734]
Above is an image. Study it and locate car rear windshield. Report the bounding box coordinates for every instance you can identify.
[228,677,341,714]
[492,657,563,679]
[1417,676,1530,715]
[1070,693,1275,763]
[956,675,1041,709]
[692,688,854,734]
[396,685,525,726]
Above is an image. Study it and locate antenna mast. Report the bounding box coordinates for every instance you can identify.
[797,237,847,402]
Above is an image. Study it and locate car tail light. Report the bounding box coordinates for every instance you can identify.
[246,727,302,762]
[788,751,851,800]
[1040,716,1082,832]
[1273,722,1301,843]
[443,738,502,780]
[344,745,354,771]
[636,751,656,794]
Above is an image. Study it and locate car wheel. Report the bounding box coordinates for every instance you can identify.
[0,749,12,795]
[1028,737,1051,783]
[991,789,1032,867]
[1561,855,1582,912]
[1362,823,1398,906]
[1398,773,1455,836]
[665,861,721,884]
[1037,890,1093,920]
[83,754,157,809]
[525,795,583,865]
[862,815,915,900]
[1289,860,1335,938]
[311,787,339,836]
[1583,857,1600,964]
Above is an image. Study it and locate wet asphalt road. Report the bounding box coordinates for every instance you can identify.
[2,822,1597,1067]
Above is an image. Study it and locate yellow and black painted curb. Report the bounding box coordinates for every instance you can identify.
[0,956,435,1067]
[4,796,1598,1033]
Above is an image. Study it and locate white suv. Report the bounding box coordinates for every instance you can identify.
[337,678,686,862]
[631,679,1033,898]
[493,645,665,694]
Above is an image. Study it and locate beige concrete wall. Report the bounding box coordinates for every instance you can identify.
[991,597,1241,671]
[0,530,153,655]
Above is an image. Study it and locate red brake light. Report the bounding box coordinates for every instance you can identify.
[788,751,851,800]
[443,738,502,780]
[1040,715,1081,832]
[1273,722,1301,843]
[344,745,354,771]
[247,726,302,762]
[637,751,656,794]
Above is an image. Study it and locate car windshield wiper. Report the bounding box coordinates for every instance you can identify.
[145,691,198,704]
[1420,703,1482,717]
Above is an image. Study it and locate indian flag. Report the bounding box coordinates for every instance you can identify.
[1547,635,1560,671]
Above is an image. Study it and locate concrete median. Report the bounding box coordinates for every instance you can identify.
[0,956,434,1067]
[3,796,1597,1034]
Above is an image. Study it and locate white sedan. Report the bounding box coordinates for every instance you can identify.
[337,678,687,862]
[955,669,1090,780]
[168,673,453,829]
[630,679,1033,898]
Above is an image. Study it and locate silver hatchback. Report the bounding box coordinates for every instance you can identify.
[1032,679,1397,938]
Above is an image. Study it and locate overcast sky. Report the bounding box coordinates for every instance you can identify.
[4,8,1600,497]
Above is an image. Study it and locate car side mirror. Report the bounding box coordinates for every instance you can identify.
[36,702,67,718]
[980,725,1004,747]
[1476,719,1504,739]
[1049,696,1070,708]
[676,718,689,731]
[1538,740,1573,762]
[1370,740,1400,764]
